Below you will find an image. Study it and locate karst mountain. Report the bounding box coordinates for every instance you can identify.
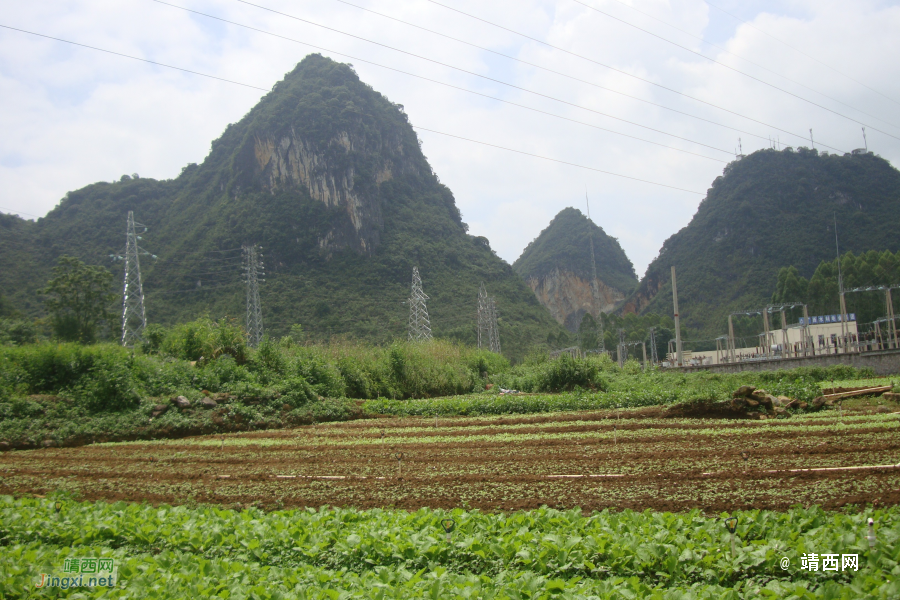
[513,208,638,332]
[0,54,566,359]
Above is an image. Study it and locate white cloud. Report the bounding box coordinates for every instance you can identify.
[1,0,898,278]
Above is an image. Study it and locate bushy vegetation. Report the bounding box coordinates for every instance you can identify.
[0,313,879,448]
[0,318,511,447]
[772,248,900,329]
[1,496,897,598]
[366,361,874,417]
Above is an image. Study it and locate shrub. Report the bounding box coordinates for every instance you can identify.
[275,376,318,408]
[160,317,248,364]
[65,353,140,412]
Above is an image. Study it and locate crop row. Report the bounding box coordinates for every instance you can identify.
[1,497,899,595]
[112,411,898,449]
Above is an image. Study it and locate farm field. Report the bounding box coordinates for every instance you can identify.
[3,403,899,513]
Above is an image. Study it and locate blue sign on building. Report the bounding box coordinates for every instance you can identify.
[798,314,856,326]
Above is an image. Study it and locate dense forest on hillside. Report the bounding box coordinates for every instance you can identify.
[514,207,637,294]
[771,249,900,328]
[0,55,566,361]
[624,147,900,342]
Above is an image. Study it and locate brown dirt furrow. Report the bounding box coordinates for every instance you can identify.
[2,411,898,513]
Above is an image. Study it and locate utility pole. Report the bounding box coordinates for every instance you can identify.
[671,266,683,367]
[648,327,658,365]
[585,191,604,351]
[887,289,897,349]
[617,329,626,368]
[242,244,265,348]
[408,267,432,341]
[119,211,152,347]
[862,127,868,152]
[834,214,849,352]
[810,129,815,150]
[727,314,736,363]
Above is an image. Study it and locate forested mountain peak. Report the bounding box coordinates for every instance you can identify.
[513,207,637,331]
[0,55,565,359]
[621,147,900,340]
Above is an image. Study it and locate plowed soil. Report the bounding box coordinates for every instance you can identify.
[2,405,899,513]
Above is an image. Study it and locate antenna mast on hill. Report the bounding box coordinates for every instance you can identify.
[242,244,265,348]
[585,191,605,351]
[117,211,155,347]
[408,267,432,341]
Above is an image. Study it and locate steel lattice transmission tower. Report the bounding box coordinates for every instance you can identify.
[242,244,265,348]
[476,283,501,353]
[119,211,154,347]
[408,267,432,341]
[487,297,501,354]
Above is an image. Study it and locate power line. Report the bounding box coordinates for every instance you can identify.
[157,0,735,158]
[0,24,270,92]
[322,0,786,146]
[0,24,702,194]
[0,205,42,219]
[601,0,899,131]
[413,127,703,194]
[570,0,900,141]
[705,0,900,109]
[420,0,852,152]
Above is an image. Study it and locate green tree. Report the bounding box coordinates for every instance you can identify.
[41,256,115,343]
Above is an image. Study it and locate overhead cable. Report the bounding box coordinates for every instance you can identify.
[600,0,900,131]
[421,0,853,151]
[322,0,779,145]
[412,126,703,194]
[0,24,699,194]
[570,0,900,141]
[0,24,269,91]
[705,0,900,109]
[191,0,734,156]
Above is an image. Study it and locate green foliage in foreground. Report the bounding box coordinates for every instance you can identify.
[0,336,878,446]
[1,496,898,598]
[365,362,874,417]
[0,336,506,447]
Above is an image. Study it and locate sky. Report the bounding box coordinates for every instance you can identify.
[1,0,899,278]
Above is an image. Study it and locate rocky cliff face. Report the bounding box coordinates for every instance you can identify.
[513,207,638,332]
[619,269,666,316]
[527,267,627,330]
[249,127,414,256]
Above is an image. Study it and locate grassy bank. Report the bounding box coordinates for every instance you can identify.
[0,326,886,449]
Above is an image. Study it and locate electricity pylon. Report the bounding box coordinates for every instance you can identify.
[408,267,432,341]
[477,283,489,349]
[242,244,265,348]
[477,283,501,353]
[117,211,155,347]
[488,297,501,354]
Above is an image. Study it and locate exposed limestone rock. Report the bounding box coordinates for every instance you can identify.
[526,267,627,331]
[251,128,407,256]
